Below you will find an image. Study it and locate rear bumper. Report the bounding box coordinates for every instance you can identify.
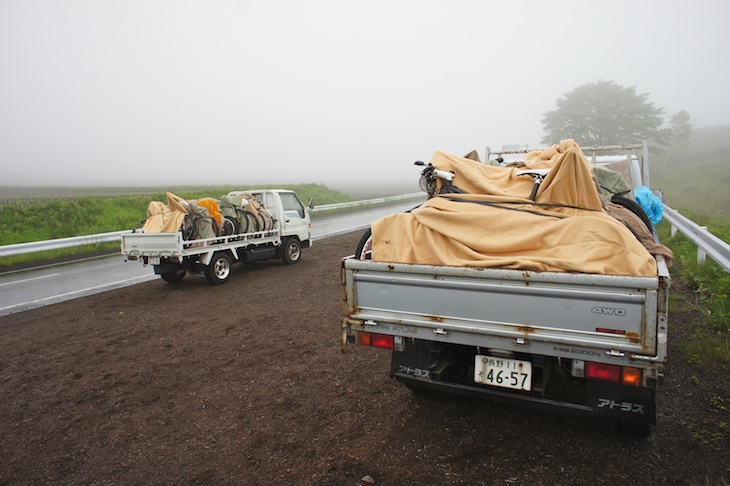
[393,372,594,417]
[393,372,655,425]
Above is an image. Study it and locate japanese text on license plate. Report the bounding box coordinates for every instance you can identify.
[474,355,532,391]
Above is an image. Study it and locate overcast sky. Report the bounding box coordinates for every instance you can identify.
[1,0,729,189]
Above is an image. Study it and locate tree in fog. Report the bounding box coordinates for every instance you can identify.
[541,80,667,147]
[666,110,693,148]
[660,110,693,168]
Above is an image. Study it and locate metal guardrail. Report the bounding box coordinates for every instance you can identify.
[0,230,132,258]
[0,193,424,258]
[662,205,730,273]
[310,192,422,212]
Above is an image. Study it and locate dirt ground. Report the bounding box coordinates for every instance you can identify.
[1,231,728,485]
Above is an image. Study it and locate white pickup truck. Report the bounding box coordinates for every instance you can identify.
[341,142,669,436]
[121,189,313,284]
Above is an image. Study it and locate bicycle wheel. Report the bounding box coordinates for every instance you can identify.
[242,210,263,232]
[181,215,196,240]
[235,209,250,233]
[259,209,275,231]
[419,174,436,197]
[355,228,373,260]
[221,216,238,236]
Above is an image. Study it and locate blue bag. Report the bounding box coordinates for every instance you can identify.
[634,186,663,225]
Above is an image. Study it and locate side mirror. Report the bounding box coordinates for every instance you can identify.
[308,198,315,210]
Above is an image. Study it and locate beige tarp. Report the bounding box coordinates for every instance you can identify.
[141,192,188,233]
[371,140,660,277]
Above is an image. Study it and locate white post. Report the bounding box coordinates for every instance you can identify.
[697,226,708,264]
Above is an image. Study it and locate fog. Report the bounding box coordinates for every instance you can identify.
[1,1,729,191]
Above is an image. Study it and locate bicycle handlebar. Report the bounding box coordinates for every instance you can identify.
[415,161,455,182]
[434,169,454,182]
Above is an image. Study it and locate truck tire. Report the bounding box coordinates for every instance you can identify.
[282,237,301,265]
[205,252,233,285]
[160,269,186,283]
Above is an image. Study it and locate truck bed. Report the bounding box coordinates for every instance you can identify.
[121,229,280,259]
[342,256,669,366]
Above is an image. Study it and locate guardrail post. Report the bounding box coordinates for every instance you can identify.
[698,227,708,264]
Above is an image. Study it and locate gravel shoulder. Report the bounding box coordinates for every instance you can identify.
[0,232,728,485]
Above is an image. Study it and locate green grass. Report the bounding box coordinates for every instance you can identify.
[651,125,730,222]
[657,221,730,367]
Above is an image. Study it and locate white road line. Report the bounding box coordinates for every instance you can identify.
[0,274,154,313]
[312,225,369,241]
[0,273,60,287]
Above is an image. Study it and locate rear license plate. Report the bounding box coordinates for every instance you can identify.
[474,355,532,391]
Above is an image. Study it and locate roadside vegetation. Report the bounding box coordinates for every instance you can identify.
[651,126,730,368]
[657,221,730,367]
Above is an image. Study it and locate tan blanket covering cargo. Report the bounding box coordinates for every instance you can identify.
[371,140,660,276]
[142,192,188,234]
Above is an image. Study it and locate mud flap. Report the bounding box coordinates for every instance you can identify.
[390,339,433,381]
[587,380,656,425]
[153,262,184,275]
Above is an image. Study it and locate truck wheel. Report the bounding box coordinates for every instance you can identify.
[282,238,301,265]
[160,269,186,283]
[206,252,233,284]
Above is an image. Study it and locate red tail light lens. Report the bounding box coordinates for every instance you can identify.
[586,362,620,382]
[371,333,394,349]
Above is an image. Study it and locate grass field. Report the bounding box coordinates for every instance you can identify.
[0,183,354,246]
[652,125,730,224]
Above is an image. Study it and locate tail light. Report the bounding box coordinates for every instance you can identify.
[586,362,642,386]
[622,367,642,386]
[357,331,394,350]
[586,362,620,382]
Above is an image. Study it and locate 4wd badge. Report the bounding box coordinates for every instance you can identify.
[591,306,627,317]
